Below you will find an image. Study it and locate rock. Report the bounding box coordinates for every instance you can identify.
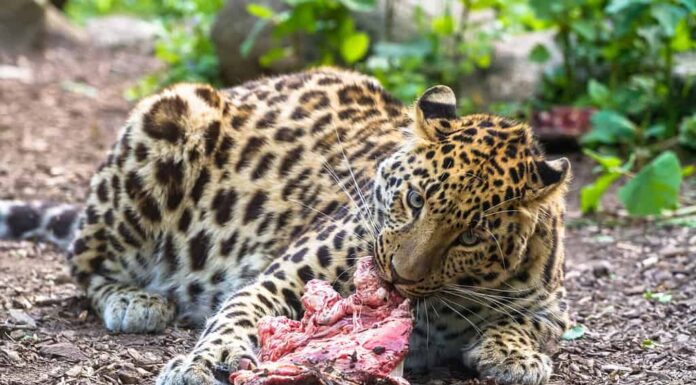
[85,16,158,50]
[211,0,296,84]
[0,2,86,55]
[0,65,34,83]
[0,0,46,53]
[117,368,141,384]
[39,342,87,362]
[8,308,37,328]
[591,260,612,279]
[1,348,21,362]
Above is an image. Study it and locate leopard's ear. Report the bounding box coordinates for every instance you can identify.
[525,158,571,201]
[412,85,458,141]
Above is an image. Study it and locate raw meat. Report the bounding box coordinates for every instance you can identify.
[229,257,413,385]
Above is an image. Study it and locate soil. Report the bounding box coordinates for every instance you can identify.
[1,42,694,385]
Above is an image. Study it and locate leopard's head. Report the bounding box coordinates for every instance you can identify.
[372,86,570,298]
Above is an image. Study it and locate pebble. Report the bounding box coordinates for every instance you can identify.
[8,308,37,328]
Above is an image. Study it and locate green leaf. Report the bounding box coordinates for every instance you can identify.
[259,47,287,67]
[671,19,694,52]
[679,114,696,151]
[588,79,610,107]
[373,40,432,59]
[571,20,597,40]
[240,19,270,58]
[641,339,657,349]
[338,0,377,12]
[529,43,551,63]
[583,149,622,171]
[562,324,586,341]
[581,172,621,213]
[651,4,687,37]
[644,290,673,303]
[582,110,637,145]
[340,32,370,64]
[432,15,456,36]
[618,152,682,216]
[680,0,696,12]
[645,123,667,140]
[682,165,695,178]
[606,0,651,13]
[246,3,274,19]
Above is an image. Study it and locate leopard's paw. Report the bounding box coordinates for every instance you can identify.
[102,291,174,333]
[465,344,552,385]
[156,344,257,385]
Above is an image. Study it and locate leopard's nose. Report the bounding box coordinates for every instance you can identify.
[389,261,419,285]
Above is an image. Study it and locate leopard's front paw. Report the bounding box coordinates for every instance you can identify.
[156,344,258,385]
[102,291,175,333]
[464,344,552,385]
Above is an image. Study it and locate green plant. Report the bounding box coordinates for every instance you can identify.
[644,290,673,303]
[581,150,686,216]
[242,0,376,68]
[363,0,510,107]
[527,0,695,216]
[67,0,225,99]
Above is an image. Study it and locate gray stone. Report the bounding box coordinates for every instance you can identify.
[85,15,158,50]
[8,308,37,328]
[462,30,561,105]
[0,2,87,55]
[0,0,46,53]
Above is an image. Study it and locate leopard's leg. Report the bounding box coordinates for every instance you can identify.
[156,258,303,384]
[462,291,569,385]
[70,83,232,334]
[69,198,175,334]
[157,241,352,385]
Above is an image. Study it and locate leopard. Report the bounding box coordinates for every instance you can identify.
[0,68,571,385]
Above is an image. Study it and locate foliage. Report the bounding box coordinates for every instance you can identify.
[67,0,225,99]
[241,0,377,69]
[526,0,696,216]
[244,0,531,108]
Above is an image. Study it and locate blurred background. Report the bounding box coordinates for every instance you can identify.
[1,1,696,384]
[3,0,695,218]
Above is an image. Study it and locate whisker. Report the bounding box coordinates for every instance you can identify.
[321,160,377,242]
[333,129,380,237]
[437,296,483,338]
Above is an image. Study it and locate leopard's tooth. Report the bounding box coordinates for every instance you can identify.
[390,360,404,377]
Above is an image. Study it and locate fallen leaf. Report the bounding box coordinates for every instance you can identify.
[39,342,87,362]
[562,324,587,341]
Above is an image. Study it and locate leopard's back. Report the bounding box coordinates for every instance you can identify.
[65,68,408,324]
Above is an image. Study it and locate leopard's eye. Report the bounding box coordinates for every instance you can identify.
[407,190,424,209]
[458,230,479,246]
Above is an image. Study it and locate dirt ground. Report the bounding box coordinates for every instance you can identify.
[0,43,694,385]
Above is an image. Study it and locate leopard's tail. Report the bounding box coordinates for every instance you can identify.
[0,200,82,251]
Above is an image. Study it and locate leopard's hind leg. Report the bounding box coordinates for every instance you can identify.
[69,83,229,333]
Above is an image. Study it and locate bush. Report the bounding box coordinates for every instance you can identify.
[526,0,696,216]
[67,0,225,99]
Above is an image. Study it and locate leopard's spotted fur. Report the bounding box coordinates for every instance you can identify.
[0,68,570,385]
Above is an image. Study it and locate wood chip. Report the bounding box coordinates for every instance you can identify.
[39,342,87,362]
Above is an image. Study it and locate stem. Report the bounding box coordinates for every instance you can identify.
[663,39,677,137]
[559,23,575,102]
[384,0,394,41]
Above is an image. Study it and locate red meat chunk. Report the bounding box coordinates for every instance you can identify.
[230,257,413,385]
